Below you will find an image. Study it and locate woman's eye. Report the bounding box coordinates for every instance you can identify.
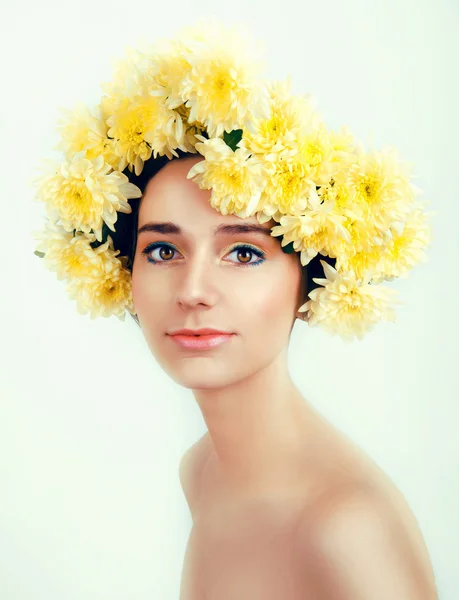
[141,243,265,267]
[142,243,179,263]
[226,245,265,266]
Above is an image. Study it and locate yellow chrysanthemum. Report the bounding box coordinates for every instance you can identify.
[33,220,103,280]
[99,94,118,123]
[187,136,268,217]
[106,96,159,173]
[336,211,385,251]
[56,102,122,171]
[106,95,187,174]
[103,20,221,106]
[335,245,386,282]
[328,125,358,164]
[57,102,106,157]
[142,38,193,110]
[257,146,315,219]
[297,123,338,186]
[34,152,141,241]
[66,236,135,319]
[327,206,388,280]
[369,206,433,282]
[315,176,355,219]
[144,18,246,112]
[347,145,416,232]
[180,23,266,138]
[256,124,337,220]
[242,77,321,154]
[270,190,352,266]
[317,169,387,252]
[299,260,402,341]
[101,46,157,100]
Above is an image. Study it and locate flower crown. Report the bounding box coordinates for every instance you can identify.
[32,20,432,341]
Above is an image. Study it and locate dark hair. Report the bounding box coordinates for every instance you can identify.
[107,151,335,326]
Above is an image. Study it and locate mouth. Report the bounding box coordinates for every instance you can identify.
[168,329,233,337]
[168,332,234,350]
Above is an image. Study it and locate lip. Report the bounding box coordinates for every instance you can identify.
[168,332,234,350]
[168,328,233,336]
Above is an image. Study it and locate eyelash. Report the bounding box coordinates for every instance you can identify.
[141,242,266,267]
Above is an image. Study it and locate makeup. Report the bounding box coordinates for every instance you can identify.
[168,333,234,350]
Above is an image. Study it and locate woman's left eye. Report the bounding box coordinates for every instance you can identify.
[227,245,265,266]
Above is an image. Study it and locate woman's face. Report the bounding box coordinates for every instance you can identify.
[131,155,304,389]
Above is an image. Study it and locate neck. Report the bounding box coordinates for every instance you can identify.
[192,348,318,494]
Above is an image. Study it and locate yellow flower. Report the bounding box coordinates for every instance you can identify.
[347,145,416,232]
[256,123,337,220]
[243,76,321,155]
[99,94,118,122]
[101,45,157,99]
[107,95,186,174]
[34,152,141,242]
[328,182,394,279]
[333,215,388,273]
[180,22,266,137]
[297,123,337,186]
[299,260,402,341]
[56,102,105,157]
[33,220,103,280]
[318,169,388,252]
[66,236,135,319]
[257,146,315,219]
[315,176,356,220]
[335,244,386,281]
[328,125,358,163]
[370,206,433,282]
[270,190,352,266]
[144,37,193,109]
[145,103,198,159]
[187,136,268,217]
[56,102,122,171]
[106,96,156,174]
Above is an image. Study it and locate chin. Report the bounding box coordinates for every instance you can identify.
[160,359,244,390]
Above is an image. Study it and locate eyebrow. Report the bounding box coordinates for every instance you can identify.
[137,221,273,238]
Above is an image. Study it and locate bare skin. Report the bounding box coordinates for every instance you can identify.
[179,411,438,600]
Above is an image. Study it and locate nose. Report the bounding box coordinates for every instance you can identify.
[175,247,219,311]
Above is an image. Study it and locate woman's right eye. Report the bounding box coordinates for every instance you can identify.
[142,242,179,264]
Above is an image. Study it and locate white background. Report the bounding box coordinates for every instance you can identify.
[1,0,458,598]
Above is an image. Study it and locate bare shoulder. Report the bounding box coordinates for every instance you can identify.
[179,433,211,514]
[295,480,439,599]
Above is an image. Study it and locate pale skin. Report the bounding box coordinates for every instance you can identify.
[131,155,439,599]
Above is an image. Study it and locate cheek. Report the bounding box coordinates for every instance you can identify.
[131,266,164,320]
[237,271,297,321]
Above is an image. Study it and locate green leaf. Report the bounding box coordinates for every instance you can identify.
[34,250,45,258]
[223,129,243,151]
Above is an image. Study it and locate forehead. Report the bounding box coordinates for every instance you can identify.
[138,156,272,234]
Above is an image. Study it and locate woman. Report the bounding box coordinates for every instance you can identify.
[121,153,438,599]
[33,21,437,599]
